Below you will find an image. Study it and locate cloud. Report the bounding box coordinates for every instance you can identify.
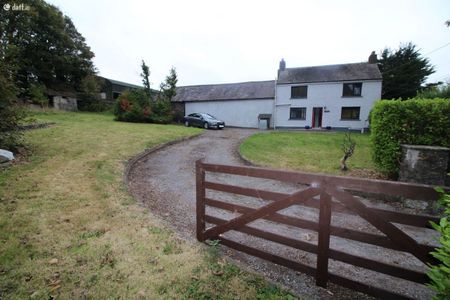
[48,0,450,86]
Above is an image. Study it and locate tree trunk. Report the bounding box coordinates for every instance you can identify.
[340,154,349,171]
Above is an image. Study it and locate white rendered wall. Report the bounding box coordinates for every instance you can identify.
[185,99,274,128]
[275,81,382,129]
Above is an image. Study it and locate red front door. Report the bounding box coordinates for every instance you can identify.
[312,107,323,128]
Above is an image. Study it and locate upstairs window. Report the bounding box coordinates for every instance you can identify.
[341,107,360,120]
[291,86,308,99]
[343,82,362,97]
[290,107,306,120]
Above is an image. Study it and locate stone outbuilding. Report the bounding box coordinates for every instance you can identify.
[45,88,78,111]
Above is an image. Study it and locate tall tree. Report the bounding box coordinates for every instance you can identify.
[0,0,95,95]
[140,60,151,98]
[159,67,178,101]
[378,43,434,99]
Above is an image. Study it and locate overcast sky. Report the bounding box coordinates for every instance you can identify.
[47,0,450,87]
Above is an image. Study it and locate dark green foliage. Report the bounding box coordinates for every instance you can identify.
[427,188,450,300]
[0,0,95,94]
[150,67,177,124]
[378,43,434,99]
[418,84,450,99]
[150,99,173,124]
[28,83,48,108]
[159,67,178,102]
[77,75,106,112]
[0,62,29,151]
[141,60,151,98]
[370,99,450,176]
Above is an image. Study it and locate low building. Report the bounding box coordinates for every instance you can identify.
[174,81,275,128]
[172,53,382,130]
[45,88,78,111]
[38,78,144,111]
[97,76,144,105]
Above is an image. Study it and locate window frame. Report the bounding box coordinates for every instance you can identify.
[289,107,307,120]
[291,85,308,99]
[340,106,361,120]
[113,91,121,99]
[342,82,363,97]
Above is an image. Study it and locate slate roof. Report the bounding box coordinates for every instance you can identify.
[172,80,275,102]
[277,62,382,84]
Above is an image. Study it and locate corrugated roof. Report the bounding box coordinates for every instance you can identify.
[105,78,143,89]
[172,80,275,102]
[277,62,382,84]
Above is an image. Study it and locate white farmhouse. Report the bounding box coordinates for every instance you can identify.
[172,53,382,131]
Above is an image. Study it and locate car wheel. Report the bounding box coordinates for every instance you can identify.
[203,122,209,129]
[184,121,189,127]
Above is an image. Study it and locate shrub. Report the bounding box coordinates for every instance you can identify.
[29,83,48,108]
[150,99,173,124]
[418,84,450,99]
[113,89,151,123]
[427,188,450,299]
[370,99,450,177]
[0,64,29,151]
[114,62,176,124]
[0,102,29,151]
[77,75,107,112]
[113,89,173,124]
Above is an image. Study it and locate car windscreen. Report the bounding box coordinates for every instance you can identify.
[201,114,216,120]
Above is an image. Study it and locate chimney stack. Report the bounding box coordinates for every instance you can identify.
[368,51,377,64]
[279,58,286,71]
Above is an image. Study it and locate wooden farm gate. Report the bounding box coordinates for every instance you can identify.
[195,160,444,299]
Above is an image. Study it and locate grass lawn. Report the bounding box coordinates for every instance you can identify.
[0,111,294,299]
[240,131,381,177]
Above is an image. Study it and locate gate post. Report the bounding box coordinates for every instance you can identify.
[196,159,206,242]
[316,191,332,287]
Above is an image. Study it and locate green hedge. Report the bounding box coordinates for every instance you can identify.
[370,99,450,176]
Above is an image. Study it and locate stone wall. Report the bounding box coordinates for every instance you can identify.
[53,96,78,111]
[399,144,450,186]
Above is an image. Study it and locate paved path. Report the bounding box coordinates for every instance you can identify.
[127,128,434,300]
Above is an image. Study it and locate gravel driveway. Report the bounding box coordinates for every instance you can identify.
[127,128,435,300]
